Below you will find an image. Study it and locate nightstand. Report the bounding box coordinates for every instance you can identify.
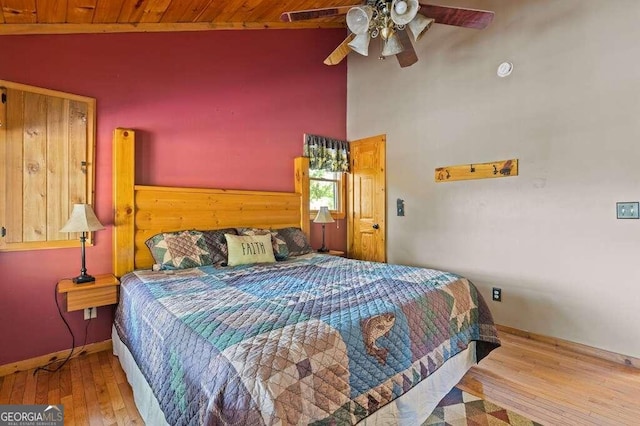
[58,273,120,312]
[327,250,345,257]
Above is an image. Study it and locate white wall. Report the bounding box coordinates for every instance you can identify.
[347,0,640,358]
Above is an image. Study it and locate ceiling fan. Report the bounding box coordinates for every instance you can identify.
[280,1,495,68]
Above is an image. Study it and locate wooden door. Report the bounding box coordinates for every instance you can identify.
[348,135,386,262]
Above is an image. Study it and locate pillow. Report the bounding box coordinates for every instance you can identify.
[271,233,289,261]
[201,228,238,265]
[273,227,313,256]
[236,227,289,261]
[225,233,276,266]
[145,230,213,270]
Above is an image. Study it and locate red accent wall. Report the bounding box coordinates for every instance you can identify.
[0,30,347,365]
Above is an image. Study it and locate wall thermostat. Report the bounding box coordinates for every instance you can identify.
[497,62,513,77]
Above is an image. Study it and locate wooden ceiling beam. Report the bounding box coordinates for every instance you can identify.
[0,20,345,35]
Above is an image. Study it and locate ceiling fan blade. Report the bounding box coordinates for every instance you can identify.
[395,30,418,68]
[324,34,356,66]
[280,5,357,22]
[418,4,494,29]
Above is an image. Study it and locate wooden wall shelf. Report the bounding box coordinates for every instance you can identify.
[58,273,119,311]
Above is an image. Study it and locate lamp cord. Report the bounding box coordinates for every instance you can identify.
[33,282,92,375]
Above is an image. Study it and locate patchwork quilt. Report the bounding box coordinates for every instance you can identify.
[114,254,500,425]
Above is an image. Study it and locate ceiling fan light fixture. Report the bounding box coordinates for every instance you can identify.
[407,14,434,42]
[380,26,394,40]
[348,33,371,56]
[280,2,495,68]
[390,0,419,25]
[381,33,405,56]
[346,5,373,35]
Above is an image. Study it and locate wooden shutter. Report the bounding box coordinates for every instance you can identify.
[0,80,96,251]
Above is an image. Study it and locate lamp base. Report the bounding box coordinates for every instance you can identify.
[73,274,96,284]
[317,247,329,253]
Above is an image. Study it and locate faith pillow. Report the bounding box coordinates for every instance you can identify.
[225,233,276,266]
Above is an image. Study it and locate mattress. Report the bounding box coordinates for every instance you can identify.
[113,254,499,425]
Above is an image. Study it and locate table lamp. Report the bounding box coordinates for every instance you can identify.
[313,206,334,252]
[60,204,105,284]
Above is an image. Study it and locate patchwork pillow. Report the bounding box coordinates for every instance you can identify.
[271,234,289,260]
[273,227,313,256]
[145,230,213,270]
[201,228,238,265]
[225,233,276,266]
[236,227,289,261]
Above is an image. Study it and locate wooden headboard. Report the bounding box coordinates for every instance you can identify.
[112,128,310,277]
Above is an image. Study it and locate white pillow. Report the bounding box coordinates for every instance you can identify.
[225,233,276,266]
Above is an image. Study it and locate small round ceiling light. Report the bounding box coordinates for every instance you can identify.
[497,61,513,77]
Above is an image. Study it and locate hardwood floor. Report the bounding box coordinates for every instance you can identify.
[0,351,143,425]
[458,333,640,425]
[1,332,638,425]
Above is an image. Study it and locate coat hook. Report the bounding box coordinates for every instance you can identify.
[492,165,498,175]
[470,164,475,173]
[81,161,88,174]
[446,169,451,179]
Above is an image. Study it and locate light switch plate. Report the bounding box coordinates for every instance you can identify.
[617,202,639,219]
[397,199,405,216]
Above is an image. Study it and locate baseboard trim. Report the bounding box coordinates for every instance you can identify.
[497,324,639,370]
[0,340,113,377]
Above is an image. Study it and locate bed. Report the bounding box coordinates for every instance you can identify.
[111,128,500,425]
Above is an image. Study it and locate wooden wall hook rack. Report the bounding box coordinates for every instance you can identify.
[435,159,518,183]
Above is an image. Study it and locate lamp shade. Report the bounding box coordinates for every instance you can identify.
[408,14,434,42]
[381,33,405,56]
[348,33,371,56]
[60,204,105,233]
[391,0,419,25]
[313,206,335,224]
[346,5,373,35]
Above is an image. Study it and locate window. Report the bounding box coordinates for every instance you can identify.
[0,80,96,251]
[310,170,345,219]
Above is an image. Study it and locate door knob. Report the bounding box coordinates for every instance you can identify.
[372,224,380,229]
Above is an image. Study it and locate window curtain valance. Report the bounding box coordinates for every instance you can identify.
[303,134,350,172]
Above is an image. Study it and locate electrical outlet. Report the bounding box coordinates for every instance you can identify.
[84,307,97,320]
[617,202,639,219]
[492,287,502,302]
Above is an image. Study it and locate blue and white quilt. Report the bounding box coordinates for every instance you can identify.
[114,254,500,425]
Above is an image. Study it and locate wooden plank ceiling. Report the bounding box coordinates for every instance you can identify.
[0,0,353,34]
